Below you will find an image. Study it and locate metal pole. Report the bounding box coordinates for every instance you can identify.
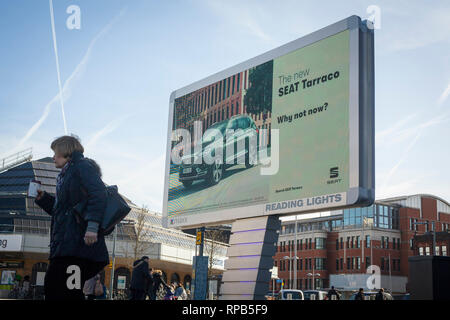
[388,253,392,294]
[199,226,205,256]
[294,215,297,289]
[289,247,292,289]
[272,278,274,299]
[432,221,436,256]
[109,227,117,300]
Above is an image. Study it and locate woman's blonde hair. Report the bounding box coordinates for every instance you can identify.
[51,135,84,158]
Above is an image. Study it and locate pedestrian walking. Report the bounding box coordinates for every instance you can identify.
[130,256,152,300]
[326,286,340,300]
[22,275,31,299]
[174,283,187,300]
[83,274,99,300]
[375,288,385,300]
[164,284,175,300]
[35,135,109,300]
[355,288,365,300]
[150,270,170,300]
[94,276,107,300]
[145,268,154,300]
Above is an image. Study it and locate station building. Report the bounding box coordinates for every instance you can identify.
[0,155,228,298]
[271,194,450,294]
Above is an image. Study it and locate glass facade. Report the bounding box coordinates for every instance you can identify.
[343,204,399,230]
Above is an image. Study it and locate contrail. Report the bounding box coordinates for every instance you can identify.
[49,0,68,134]
[6,7,127,158]
[86,113,135,149]
[438,82,450,107]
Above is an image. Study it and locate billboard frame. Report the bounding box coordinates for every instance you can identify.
[162,15,374,229]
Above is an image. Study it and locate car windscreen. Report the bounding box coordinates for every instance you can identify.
[202,122,228,143]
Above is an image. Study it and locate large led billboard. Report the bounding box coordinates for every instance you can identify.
[163,16,374,229]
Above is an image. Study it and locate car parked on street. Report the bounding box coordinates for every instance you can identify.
[275,289,304,300]
[303,290,328,300]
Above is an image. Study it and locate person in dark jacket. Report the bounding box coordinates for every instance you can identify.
[150,270,170,300]
[326,286,340,300]
[355,288,365,300]
[35,135,109,300]
[130,256,152,300]
[375,288,386,300]
[145,268,154,300]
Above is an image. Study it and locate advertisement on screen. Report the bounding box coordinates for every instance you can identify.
[163,16,374,228]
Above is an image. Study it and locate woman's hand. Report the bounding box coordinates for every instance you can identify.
[36,190,44,201]
[84,231,98,246]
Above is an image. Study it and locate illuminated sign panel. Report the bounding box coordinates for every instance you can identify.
[163,16,374,228]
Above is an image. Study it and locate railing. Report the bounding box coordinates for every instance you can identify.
[0,148,33,173]
[0,223,50,235]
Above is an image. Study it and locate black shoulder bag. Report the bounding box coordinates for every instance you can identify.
[72,185,131,236]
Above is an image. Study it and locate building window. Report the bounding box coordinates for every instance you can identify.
[410,239,414,250]
[365,235,370,248]
[237,73,240,91]
[442,246,447,256]
[351,236,354,248]
[336,239,339,250]
[336,259,339,270]
[425,247,430,256]
[340,237,343,249]
[381,257,385,270]
[347,237,350,249]
[366,256,371,267]
[356,236,360,248]
[315,238,326,250]
[347,258,351,270]
[308,238,312,250]
[419,247,424,256]
[340,258,343,270]
[232,76,235,95]
[356,257,361,270]
[315,258,325,270]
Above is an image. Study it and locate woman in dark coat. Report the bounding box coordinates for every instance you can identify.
[35,135,109,300]
[150,270,170,300]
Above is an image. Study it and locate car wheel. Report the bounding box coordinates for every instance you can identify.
[182,181,193,188]
[207,161,223,185]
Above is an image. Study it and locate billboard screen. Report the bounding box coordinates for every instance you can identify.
[163,16,374,228]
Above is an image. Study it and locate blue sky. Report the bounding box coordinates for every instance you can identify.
[1,0,450,213]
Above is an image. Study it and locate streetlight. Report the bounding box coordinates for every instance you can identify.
[306,272,320,290]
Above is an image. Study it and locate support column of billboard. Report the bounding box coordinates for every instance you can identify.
[220,215,280,300]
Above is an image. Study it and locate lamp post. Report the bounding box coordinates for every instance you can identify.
[306,272,320,290]
[283,255,298,289]
[294,215,297,289]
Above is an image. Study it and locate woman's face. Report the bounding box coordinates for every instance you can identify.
[53,152,69,169]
